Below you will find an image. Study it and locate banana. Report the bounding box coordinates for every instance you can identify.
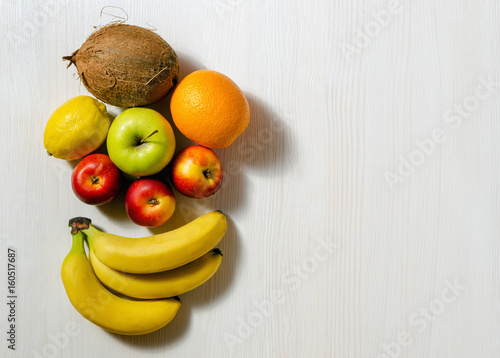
[90,247,223,299]
[61,224,181,335]
[77,210,226,274]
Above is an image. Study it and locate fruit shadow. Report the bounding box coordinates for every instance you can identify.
[142,198,240,304]
[95,174,135,222]
[182,214,240,308]
[176,52,206,82]
[100,217,239,348]
[153,92,291,218]
[141,71,289,309]
[213,93,291,214]
[172,95,290,306]
[225,93,291,172]
[105,301,191,348]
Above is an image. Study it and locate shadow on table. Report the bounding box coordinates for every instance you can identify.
[145,84,291,300]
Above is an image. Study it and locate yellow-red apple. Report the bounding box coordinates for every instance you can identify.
[171,145,223,199]
[71,153,122,205]
[124,178,176,227]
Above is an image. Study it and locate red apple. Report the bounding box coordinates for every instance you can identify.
[171,145,223,198]
[124,178,176,227]
[71,153,122,205]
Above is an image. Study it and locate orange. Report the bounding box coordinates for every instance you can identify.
[170,70,250,149]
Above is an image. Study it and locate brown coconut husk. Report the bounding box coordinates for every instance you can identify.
[63,23,179,107]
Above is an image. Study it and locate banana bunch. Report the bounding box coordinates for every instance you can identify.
[61,210,227,335]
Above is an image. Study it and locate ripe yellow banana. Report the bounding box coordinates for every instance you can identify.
[78,210,226,274]
[89,248,223,299]
[61,225,181,335]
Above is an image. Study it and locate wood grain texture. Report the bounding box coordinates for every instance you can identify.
[1,0,499,357]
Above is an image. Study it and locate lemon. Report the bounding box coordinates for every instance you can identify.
[44,96,111,160]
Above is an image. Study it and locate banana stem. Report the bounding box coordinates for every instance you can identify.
[69,217,91,234]
[77,224,102,249]
[70,232,86,254]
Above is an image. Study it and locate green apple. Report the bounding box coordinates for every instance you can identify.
[106,108,176,177]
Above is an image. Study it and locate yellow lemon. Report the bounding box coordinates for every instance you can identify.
[44,96,111,160]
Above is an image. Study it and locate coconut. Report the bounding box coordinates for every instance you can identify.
[63,23,179,107]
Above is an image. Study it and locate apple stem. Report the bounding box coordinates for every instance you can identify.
[203,169,211,179]
[140,130,159,144]
[149,198,159,206]
[90,176,99,185]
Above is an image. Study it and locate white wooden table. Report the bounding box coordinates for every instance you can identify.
[1,1,499,357]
